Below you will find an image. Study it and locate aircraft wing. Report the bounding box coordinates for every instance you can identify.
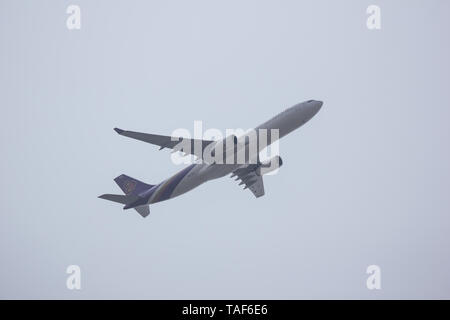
[113,128,215,159]
[231,165,265,198]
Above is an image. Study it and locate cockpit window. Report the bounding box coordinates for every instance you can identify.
[307,100,314,103]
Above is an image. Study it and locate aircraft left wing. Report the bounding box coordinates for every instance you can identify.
[231,165,265,198]
[114,128,215,159]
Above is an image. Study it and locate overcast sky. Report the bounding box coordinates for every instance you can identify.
[1,0,449,299]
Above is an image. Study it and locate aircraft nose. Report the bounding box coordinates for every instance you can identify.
[309,100,323,115]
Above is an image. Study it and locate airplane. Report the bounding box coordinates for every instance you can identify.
[99,100,323,217]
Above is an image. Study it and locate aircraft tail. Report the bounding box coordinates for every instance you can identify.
[99,174,154,218]
[113,174,154,195]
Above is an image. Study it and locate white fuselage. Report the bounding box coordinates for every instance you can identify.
[147,100,322,204]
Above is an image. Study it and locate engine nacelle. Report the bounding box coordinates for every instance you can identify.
[256,156,283,176]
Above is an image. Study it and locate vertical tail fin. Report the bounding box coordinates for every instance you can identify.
[114,174,154,195]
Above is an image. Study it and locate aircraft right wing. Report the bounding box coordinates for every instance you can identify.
[231,165,265,198]
[114,128,215,159]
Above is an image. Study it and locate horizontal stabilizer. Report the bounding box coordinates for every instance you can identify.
[98,194,136,204]
[134,205,150,218]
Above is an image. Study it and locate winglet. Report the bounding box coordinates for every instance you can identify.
[114,127,125,134]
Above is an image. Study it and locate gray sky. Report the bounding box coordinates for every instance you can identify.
[1,0,449,299]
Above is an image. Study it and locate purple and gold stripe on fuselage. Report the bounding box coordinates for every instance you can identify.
[150,164,196,203]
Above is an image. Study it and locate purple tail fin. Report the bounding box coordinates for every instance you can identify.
[114,174,154,195]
